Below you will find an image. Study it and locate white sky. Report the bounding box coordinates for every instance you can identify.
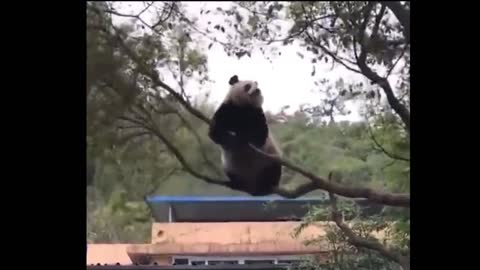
[109,1,403,122]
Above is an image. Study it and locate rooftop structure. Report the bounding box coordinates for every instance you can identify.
[88,196,382,268]
[145,196,329,222]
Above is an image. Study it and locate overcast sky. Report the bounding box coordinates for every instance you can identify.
[109,1,402,122]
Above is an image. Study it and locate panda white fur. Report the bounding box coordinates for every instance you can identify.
[208,75,282,196]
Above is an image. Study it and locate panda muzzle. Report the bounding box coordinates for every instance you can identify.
[248,88,260,96]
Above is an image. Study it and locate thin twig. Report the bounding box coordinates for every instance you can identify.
[119,115,228,187]
[165,101,224,178]
[305,30,363,74]
[151,2,175,29]
[137,2,154,18]
[327,173,410,270]
[366,122,410,162]
[147,167,179,196]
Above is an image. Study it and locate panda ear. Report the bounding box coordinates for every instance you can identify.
[229,75,239,85]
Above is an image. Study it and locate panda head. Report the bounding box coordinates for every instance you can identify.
[225,75,264,107]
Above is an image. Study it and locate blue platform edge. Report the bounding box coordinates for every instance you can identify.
[145,196,327,203]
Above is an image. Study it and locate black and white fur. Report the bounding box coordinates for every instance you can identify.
[208,75,282,196]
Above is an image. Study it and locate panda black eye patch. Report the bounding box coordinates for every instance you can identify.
[244,84,252,92]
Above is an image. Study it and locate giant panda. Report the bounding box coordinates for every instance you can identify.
[208,75,282,196]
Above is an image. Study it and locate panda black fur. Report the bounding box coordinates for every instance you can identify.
[208,75,282,196]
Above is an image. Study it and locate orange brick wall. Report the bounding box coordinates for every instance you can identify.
[151,222,329,247]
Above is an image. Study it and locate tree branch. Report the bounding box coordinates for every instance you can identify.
[385,45,408,78]
[169,108,224,178]
[118,131,151,144]
[151,2,175,29]
[146,167,179,196]
[328,174,410,270]
[118,115,228,187]
[366,122,410,162]
[250,145,409,207]
[380,1,410,44]
[305,31,363,75]
[299,4,363,75]
[103,20,212,124]
[137,2,154,17]
[102,7,154,32]
[356,3,410,133]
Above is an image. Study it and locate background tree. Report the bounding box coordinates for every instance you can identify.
[86,1,409,269]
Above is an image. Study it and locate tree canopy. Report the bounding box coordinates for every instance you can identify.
[87,2,410,269]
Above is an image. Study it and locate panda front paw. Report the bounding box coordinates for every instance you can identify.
[224,131,247,150]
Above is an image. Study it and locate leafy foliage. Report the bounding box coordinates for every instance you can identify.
[86,2,409,269]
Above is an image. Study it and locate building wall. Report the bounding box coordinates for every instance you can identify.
[88,221,387,265]
[151,222,329,247]
[87,244,131,265]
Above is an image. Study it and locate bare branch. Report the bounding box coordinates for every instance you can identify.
[250,145,409,207]
[137,2,154,18]
[328,174,410,270]
[96,3,173,37]
[151,2,175,29]
[305,31,363,75]
[101,7,153,31]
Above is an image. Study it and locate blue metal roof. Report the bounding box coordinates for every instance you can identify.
[145,196,328,222]
[145,195,326,203]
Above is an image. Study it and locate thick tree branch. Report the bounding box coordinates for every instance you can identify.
[356,4,410,132]
[328,176,409,270]
[251,145,409,207]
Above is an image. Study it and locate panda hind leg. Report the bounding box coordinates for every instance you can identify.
[225,171,247,191]
[251,163,282,196]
